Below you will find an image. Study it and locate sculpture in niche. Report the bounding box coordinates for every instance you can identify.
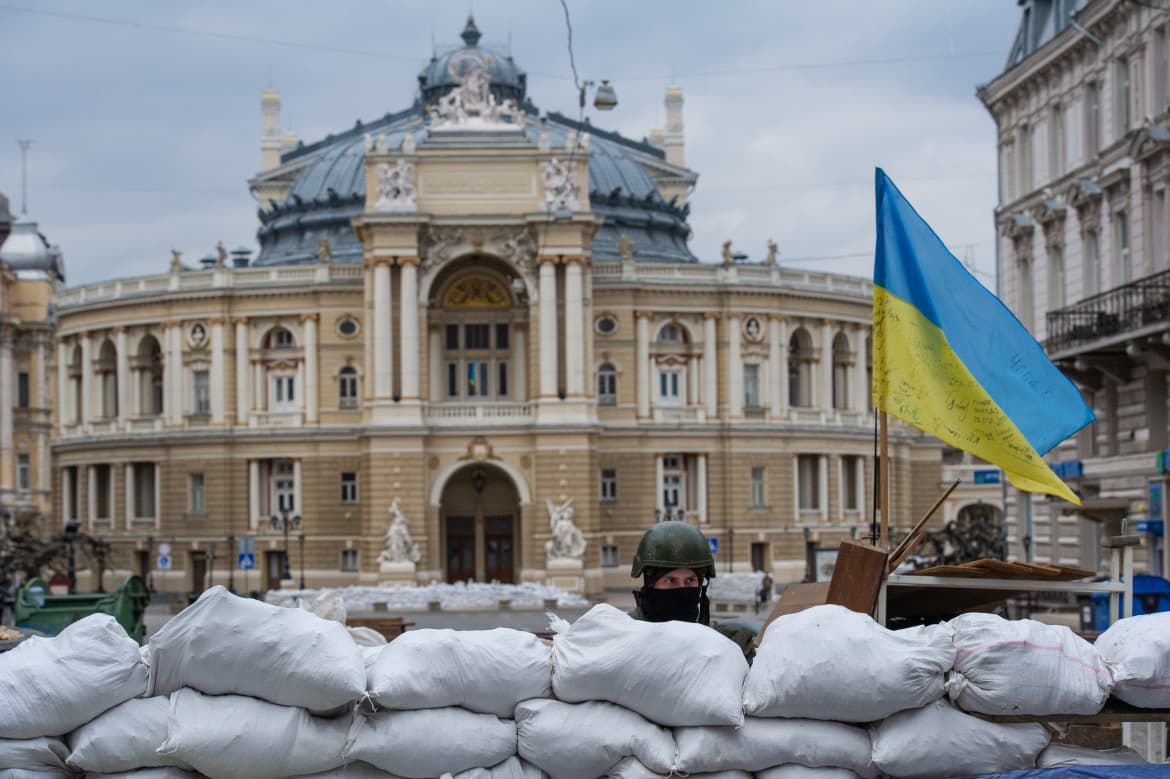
[542,157,580,212]
[374,160,416,212]
[419,226,464,272]
[378,498,421,565]
[544,497,586,560]
[429,51,518,129]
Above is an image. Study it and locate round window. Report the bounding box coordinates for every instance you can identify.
[337,317,360,337]
[595,316,618,335]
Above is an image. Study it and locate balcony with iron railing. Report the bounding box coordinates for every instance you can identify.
[1045,269,1170,357]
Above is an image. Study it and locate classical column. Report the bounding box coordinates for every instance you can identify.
[851,325,869,412]
[115,327,129,427]
[209,319,226,424]
[87,466,97,529]
[61,469,73,523]
[768,315,786,418]
[302,314,318,423]
[292,459,303,515]
[80,334,93,425]
[399,258,420,400]
[727,314,743,418]
[696,453,708,524]
[373,259,393,399]
[655,455,665,514]
[253,361,265,411]
[429,328,442,403]
[564,258,585,396]
[234,318,250,424]
[538,258,559,398]
[636,312,651,418]
[164,322,183,424]
[124,463,135,527]
[687,347,700,406]
[0,330,12,492]
[56,339,69,431]
[703,313,718,418]
[818,455,829,521]
[820,320,835,412]
[248,460,261,528]
[513,324,527,402]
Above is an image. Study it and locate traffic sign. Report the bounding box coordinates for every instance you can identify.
[973,469,1000,485]
[157,554,172,570]
[237,552,256,570]
[240,535,255,555]
[708,537,719,555]
[157,542,172,556]
[1135,520,1164,537]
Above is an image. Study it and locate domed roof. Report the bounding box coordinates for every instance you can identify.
[0,216,65,281]
[418,16,527,107]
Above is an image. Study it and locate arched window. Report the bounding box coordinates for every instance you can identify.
[97,340,118,419]
[598,363,617,406]
[339,366,359,409]
[831,332,851,410]
[263,327,296,350]
[657,323,684,344]
[788,328,814,407]
[136,336,164,417]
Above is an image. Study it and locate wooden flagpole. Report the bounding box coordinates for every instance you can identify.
[879,411,891,550]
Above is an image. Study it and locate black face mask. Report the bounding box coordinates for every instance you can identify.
[634,584,710,625]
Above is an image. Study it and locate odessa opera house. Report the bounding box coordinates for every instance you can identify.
[51,19,943,596]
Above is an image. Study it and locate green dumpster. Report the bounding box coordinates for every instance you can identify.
[14,575,151,644]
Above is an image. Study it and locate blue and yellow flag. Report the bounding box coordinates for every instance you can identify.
[873,169,1093,505]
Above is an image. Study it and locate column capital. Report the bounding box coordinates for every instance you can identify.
[55,335,67,346]
[398,256,421,268]
[767,313,787,323]
[563,256,586,267]
[726,311,743,321]
[300,313,320,323]
[363,255,395,270]
[112,325,127,334]
[206,317,226,327]
[703,311,721,321]
[635,310,654,321]
[162,319,182,329]
[537,255,559,267]
[231,316,249,326]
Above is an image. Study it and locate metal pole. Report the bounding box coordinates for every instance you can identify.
[227,535,235,593]
[298,533,305,590]
[282,516,291,580]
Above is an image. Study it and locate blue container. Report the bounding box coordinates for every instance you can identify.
[1086,574,1170,632]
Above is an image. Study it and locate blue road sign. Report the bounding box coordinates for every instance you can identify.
[1135,520,1164,537]
[708,537,719,555]
[157,554,172,570]
[237,552,256,570]
[973,469,1001,485]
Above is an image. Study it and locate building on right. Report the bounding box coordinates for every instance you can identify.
[979,0,1170,576]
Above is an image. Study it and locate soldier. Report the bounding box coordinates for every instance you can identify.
[629,522,756,660]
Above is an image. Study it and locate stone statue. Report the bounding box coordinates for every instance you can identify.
[542,158,580,213]
[765,239,779,265]
[402,132,416,154]
[618,233,635,261]
[429,51,517,129]
[363,133,374,153]
[721,240,734,267]
[378,499,421,565]
[317,237,332,263]
[169,249,183,272]
[544,497,586,560]
[374,160,416,212]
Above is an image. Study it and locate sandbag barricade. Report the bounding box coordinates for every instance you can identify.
[344,707,517,778]
[446,756,546,779]
[67,697,190,774]
[0,615,148,738]
[674,718,876,778]
[1095,612,1170,708]
[757,768,863,779]
[743,604,954,722]
[0,737,72,778]
[551,604,747,727]
[606,757,750,779]
[85,771,204,779]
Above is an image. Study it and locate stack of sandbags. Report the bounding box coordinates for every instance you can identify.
[1095,611,1170,708]
[945,612,1113,715]
[66,697,191,775]
[350,627,551,776]
[0,736,73,779]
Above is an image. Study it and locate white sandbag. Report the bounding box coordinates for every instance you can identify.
[0,738,70,773]
[870,699,1049,779]
[757,768,862,779]
[447,756,546,779]
[743,605,954,721]
[1095,612,1170,708]
[348,626,387,647]
[551,604,747,726]
[86,771,204,779]
[606,757,748,779]
[946,612,1112,715]
[1038,743,1149,767]
[300,590,348,624]
[0,772,72,779]
[515,699,676,779]
[157,688,348,779]
[68,697,190,773]
[0,614,148,738]
[344,707,516,778]
[290,765,401,779]
[674,719,875,778]
[367,628,550,716]
[147,586,365,713]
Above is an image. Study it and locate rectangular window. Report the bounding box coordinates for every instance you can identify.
[1116,57,1131,137]
[340,472,358,504]
[340,549,359,572]
[17,372,29,408]
[445,324,460,350]
[842,455,861,512]
[339,370,359,408]
[64,466,78,520]
[1115,210,1130,284]
[743,364,760,408]
[1017,123,1032,194]
[467,361,489,397]
[601,544,619,568]
[16,454,30,492]
[658,370,681,405]
[133,462,156,518]
[600,468,618,501]
[598,369,616,405]
[1016,257,1034,331]
[1156,26,1168,113]
[447,363,458,398]
[495,323,509,350]
[1086,80,1101,156]
[797,454,821,511]
[193,370,210,414]
[1155,190,1167,272]
[751,466,766,508]
[273,375,295,411]
[1048,247,1065,310]
[1049,103,1065,177]
[189,473,205,515]
[465,324,490,350]
[497,362,508,397]
[1084,229,1101,295]
[94,464,111,518]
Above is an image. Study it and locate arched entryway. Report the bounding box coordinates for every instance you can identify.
[439,463,520,583]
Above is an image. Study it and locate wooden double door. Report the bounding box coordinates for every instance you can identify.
[445,514,515,584]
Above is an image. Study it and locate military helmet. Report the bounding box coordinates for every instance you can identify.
[631,521,716,580]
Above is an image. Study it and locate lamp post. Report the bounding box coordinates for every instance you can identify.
[227,535,236,593]
[269,511,301,583]
[298,533,305,590]
[63,520,81,593]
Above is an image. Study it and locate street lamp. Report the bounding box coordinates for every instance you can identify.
[269,511,301,582]
[298,533,306,591]
[63,520,81,593]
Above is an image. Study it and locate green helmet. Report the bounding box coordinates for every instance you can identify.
[631,522,716,580]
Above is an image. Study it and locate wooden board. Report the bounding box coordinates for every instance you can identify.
[346,617,414,640]
[912,564,993,577]
[826,540,888,616]
[912,559,1096,581]
[972,697,1170,724]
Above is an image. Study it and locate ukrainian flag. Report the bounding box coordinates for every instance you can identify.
[873,169,1093,505]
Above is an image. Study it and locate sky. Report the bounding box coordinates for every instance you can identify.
[0,1,1021,288]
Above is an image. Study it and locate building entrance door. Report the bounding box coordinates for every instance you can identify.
[264,550,285,592]
[190,551,208,594]
[484,515,515,583]
[446,516,476,583]
[439,464,520,584]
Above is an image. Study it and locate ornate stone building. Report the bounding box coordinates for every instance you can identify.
[53,19,944,595]
[980,0,1170,576]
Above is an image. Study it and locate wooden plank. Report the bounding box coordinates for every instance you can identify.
[826,540,888,615]
[972,697,1170,724]
[912,564,992,577]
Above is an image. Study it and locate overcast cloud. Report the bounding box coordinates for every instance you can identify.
[0,1,1019,288]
